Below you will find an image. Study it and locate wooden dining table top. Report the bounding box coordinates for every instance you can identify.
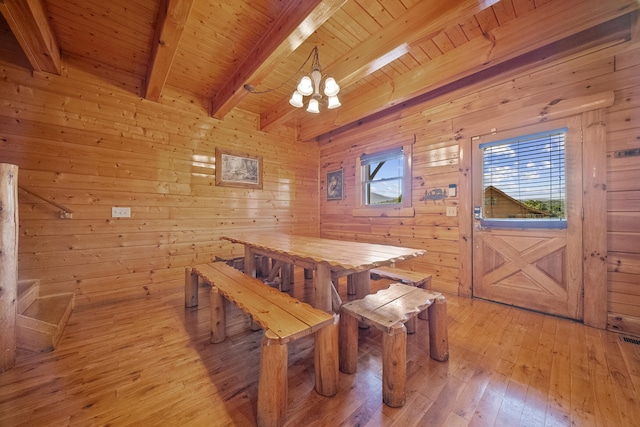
[220,233,426,272]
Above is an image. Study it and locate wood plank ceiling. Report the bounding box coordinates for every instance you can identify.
[1,0,639,141]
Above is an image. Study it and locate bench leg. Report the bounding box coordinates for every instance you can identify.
[338,309,358,374]
[185,267,199,308]
[210,287,226,343]
[382,323,407,407]
[257,331,288,427]
[428,295,449,362]
[405,317,416,334]
[314,314,339,397]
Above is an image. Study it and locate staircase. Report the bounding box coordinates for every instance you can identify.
[16,279,74,352]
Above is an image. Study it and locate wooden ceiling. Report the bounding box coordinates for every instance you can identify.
[1,0,638,141]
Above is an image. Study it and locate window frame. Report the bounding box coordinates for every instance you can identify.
[352,143,414,217]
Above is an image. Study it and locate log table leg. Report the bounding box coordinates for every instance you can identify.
[209,287,226,343]
[428,295,449,362]
[244,247,256,278]
[314,314,339,397]
[184,267,199,308]
[315,263,332,312]
[382,323,407,408]
[280,263,293,292]
[257,331,288,427]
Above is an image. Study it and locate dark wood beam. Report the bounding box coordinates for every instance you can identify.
[208,0,347,120]
[260,0,497,132]
[298,0,640,141]
[145,0,195,102]
[0,0,61,74]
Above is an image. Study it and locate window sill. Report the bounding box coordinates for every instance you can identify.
[352,206,415,218]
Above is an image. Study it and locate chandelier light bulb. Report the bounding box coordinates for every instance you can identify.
[289,91,303,108]
[306,98,320,113]
[327,95,341,109]
[297,76,313,96]
[324,77,340,97]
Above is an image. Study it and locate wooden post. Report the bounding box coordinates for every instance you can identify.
[314,314,338,397]
[382,323,406,407]
[280,263,293,292]
[244,247,256,278]
[257,331,288,427]
[315,263,332,312]
[428,295,449,362]
[209,287,226,343]
[184,267,199,308]
[338,309,358,374]
[0,164,18,372]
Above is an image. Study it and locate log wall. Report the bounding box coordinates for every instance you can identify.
[0,49,319,307]
[319,25,640,336]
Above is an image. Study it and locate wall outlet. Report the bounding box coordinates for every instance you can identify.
[112,207,131,218]
[446,206,457,217]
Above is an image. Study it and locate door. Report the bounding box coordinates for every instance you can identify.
[472,117,583,320]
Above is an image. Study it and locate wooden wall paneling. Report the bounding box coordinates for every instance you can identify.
[0,54,319,307]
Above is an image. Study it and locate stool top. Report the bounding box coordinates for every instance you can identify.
[341,283,442,333]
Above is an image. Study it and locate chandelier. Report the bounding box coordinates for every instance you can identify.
[289,46,341,113]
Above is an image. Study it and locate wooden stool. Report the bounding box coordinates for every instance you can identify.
[339,283,449,407]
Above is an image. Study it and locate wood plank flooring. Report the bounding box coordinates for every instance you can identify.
[1,271,639,426]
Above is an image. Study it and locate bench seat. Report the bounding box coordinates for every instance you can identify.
[370,265,432,288]
[188,262,338,427]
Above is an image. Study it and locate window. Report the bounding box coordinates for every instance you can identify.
[480,128,567,228]
[353,144,414,217]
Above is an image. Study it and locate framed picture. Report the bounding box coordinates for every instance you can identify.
[326,169,343,200]
[215,148,263,189]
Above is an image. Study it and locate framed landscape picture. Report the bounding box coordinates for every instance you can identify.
[215,148,263,189]
[326,169,343,200]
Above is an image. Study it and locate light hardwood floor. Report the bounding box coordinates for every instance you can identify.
[1,271,639,426]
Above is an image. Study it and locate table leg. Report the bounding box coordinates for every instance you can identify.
[351,270,371,300]
[382,323,407,407]
[257,330,288,427]
[244,246,256,278]
[314,314,338,397]
[315,263,332,312]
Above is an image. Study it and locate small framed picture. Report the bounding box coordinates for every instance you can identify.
[215,148,263,189]
[326,169,343,200]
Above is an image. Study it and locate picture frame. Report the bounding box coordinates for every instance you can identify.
[215,148,263,189]
[326,169,343,200]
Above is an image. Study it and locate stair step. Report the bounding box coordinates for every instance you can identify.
[16,293,74,352]
[17,279,40,314]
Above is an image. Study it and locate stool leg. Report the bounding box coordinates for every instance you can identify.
[314,314,339,397]
[209,287,226,343]
[428,295,449,362]
[257,331,288,427]
[339,310,358,374]
[383,323,407,407]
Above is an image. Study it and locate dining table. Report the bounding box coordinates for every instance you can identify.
[220,232,427,312]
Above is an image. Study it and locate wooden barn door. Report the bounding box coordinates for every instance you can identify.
[472,117,583,320]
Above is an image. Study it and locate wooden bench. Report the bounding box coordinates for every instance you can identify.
[369,265,432,288]
[188,262,338,427]
[339,283,448,408]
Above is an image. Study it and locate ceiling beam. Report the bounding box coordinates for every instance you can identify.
[208,0,347,120]
[260,0,498,132]
[0,0,61,74]
[297,0,640,141]
[145,0,195,102]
